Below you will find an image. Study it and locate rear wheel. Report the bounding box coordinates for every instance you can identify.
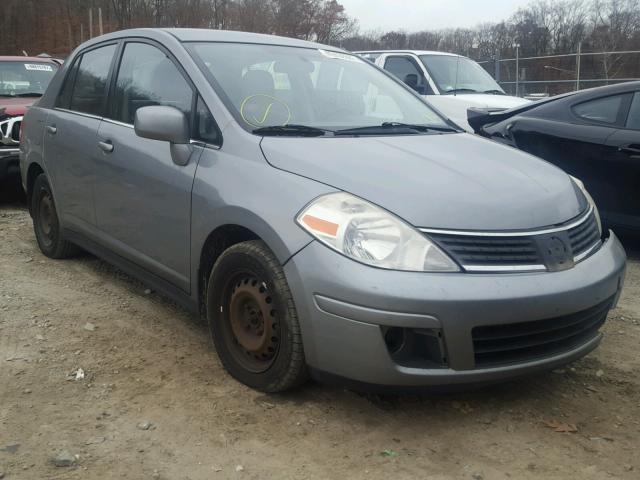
[207,240,307,392]
[31,174,79,259]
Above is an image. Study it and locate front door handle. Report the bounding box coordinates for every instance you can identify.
[98,140,114,153]
[45,125,57,135]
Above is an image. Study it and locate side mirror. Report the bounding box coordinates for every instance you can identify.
[134,105,192,166]
[134,105,189,144]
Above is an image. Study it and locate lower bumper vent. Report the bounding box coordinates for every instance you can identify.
[472,296,613,368]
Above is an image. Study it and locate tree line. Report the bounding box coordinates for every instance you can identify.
[344,0,640,58]
[343,0,640,88]
[1,0,639,72]
[0,0,355,57]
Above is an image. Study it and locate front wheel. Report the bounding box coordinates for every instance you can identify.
[207,240,308,392]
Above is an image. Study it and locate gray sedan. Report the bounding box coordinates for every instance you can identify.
[20,29,626,392]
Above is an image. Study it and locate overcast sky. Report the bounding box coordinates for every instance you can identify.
[340,0,532,32]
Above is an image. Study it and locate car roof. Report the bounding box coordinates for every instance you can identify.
[524,81,640,109]
[81,28,344,52]
[564,81,640,99]
[0,56,60,63]
[470,80,640,130]
[354,50,464,57]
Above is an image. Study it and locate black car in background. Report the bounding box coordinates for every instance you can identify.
[469,82,640,234]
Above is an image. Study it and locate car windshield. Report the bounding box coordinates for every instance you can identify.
[0,61,58,97]
[420,55,504,95]
[189,43,452,133]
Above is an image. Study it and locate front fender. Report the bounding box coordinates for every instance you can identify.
[190,143,335,299]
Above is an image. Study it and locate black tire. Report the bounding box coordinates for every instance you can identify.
[31,174,79,259]
[207,240,308,392]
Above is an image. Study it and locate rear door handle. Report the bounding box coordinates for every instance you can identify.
[619,145,640,156]
[45,125,57,135]
[98,140,114,153]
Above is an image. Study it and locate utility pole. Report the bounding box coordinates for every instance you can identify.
[514,43,521,97]
[80,23,84,43]
[99,8,104,36]
[575,41,582,91]
[89,8,93,39]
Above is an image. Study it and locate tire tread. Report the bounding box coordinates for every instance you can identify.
[209,240,308,392]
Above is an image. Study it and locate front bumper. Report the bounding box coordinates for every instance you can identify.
[0,148,20,181]
[284,231,627,388]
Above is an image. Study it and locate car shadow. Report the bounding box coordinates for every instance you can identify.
[0,177,26,206]
[615,230,640,261]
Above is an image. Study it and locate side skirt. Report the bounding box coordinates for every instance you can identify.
[63,228,198,314]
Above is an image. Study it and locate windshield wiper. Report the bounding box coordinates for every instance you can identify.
[13,92,43,97]
[335,122,458,135]
[443,88,478,95]
[482,89,506,96]
[252,124,333,137]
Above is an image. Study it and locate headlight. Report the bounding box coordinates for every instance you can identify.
[570,175,602,235]
[296,192,459,272]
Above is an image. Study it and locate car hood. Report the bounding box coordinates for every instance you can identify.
[427,94,530,132]
[0,97,36,116]
[261,133,586,231]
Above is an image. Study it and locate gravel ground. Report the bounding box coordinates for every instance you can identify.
[1,183,639,480]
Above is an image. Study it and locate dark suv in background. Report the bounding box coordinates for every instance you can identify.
[0,55,59,184]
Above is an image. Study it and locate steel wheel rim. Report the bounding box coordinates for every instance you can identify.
[38,190,56,246]
[225,275,280,373]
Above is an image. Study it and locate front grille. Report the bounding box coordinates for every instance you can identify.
[426,209,602,272]
[429,234,540,267]
[568,212,601,259]
[472,296,613,367]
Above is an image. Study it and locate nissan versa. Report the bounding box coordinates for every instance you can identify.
[20,29,627,392]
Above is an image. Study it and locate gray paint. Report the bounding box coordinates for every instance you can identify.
[284,234,625,384]
[44,110,102,227]
[21,28,627,389]
[134,105,190,145]
[261,133,587,230]
[94,119,202,291]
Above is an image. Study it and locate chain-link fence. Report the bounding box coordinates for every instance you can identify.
[477,49,640,98]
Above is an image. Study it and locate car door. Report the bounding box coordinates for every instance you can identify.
[382,55,434,95]
[94,40,208,292]
[44,43,118,231]
[603,91,640,230]
[562,93,634,229]
[511,93,631,227]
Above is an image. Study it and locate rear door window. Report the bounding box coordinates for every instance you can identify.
[110,42,193,125]
[69,44,117,116]
[572,95,625,125]
[626,93,640,130]
[56,59,80,109]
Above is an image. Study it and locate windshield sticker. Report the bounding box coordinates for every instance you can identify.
[240,94,291,128]
[24,64,53,72]
[318,49,360,62]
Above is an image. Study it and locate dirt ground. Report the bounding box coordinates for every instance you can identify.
[1,183,639,480]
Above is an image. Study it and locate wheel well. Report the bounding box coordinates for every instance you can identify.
[26,163,44,215]
[198,225,260,318]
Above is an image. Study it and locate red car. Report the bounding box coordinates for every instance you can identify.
[1,56,60,183]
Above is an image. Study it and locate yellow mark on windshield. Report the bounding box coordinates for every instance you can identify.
[240,94,292,128]
[253,102,274,125]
